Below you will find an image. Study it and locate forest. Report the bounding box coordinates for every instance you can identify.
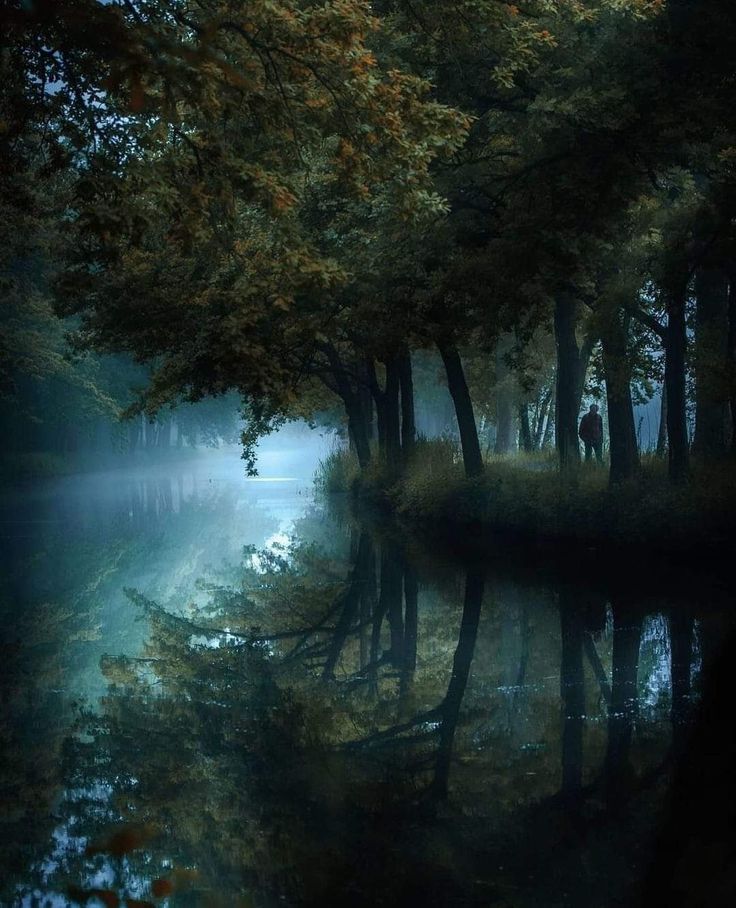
[2,1,736,906]
[3,0,736,510]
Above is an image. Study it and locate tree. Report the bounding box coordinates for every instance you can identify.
[53,1,468,466]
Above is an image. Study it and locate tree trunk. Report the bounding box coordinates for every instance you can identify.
[693,268,729,459]
[382,357,401,472]
[519,403,533,453]
[348,399,371,470]
[664,277,690,483]
[375,397,386,456]
[324,345,372,470]
[367,357,387,459]
[601,312,640,483]
[729,273,736,453]
[359,365,374,443]
[656,384,668,456]
[398,348,416,465]
[438,341,484,477]
[554,294,582,470]
[534,386,553,450]
[494,335,515,454]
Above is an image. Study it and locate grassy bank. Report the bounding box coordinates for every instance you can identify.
[316,439,736,556]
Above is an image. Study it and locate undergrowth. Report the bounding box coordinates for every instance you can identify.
[315,438,736,553]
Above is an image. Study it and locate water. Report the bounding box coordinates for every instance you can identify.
[1,446,734,907]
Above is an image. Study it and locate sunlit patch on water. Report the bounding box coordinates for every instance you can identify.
[247,530,293,573]
[190,627,243,648]
[265,530,291,552]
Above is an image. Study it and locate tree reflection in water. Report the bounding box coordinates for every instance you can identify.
[11,505,735,907]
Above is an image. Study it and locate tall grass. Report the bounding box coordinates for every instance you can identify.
[313,444,360,493]
[395,445,736,550]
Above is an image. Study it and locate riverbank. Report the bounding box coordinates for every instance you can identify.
[316,441,736,559]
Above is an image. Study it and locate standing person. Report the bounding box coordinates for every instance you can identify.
[579,404,603,463]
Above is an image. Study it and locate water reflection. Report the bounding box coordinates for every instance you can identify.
[1,478,734,906]
[0,448,325,905]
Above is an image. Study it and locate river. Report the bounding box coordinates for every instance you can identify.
[1,440,733,907]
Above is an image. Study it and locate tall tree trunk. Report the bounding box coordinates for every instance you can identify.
[323,344,372,471]
[360,364,374,443]
[398,348,416,465]
[494,335,515,454]
[346,396,372,471]
[554,294,582,470]
[375,397,386,456]
[437,341,484,478]
[367,357,387,460]
[519,402,533,453]
[664,275,690,484]
[693,268,729,458]
[533,386,553,450]
[382,357,401,472]
[656,384,668,456]
[729,273,736,453]
[542,388,555,449]
[601,312,640,483]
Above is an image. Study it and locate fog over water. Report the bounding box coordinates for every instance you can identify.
[0,429,335,693]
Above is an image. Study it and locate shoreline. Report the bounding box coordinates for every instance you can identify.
[318,448,736,566]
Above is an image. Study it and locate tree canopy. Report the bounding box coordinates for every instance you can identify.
[3,0,736,482]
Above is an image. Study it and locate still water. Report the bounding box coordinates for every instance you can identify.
[1,444,734,907]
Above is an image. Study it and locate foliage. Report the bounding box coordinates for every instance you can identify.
[319,439,736,553]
